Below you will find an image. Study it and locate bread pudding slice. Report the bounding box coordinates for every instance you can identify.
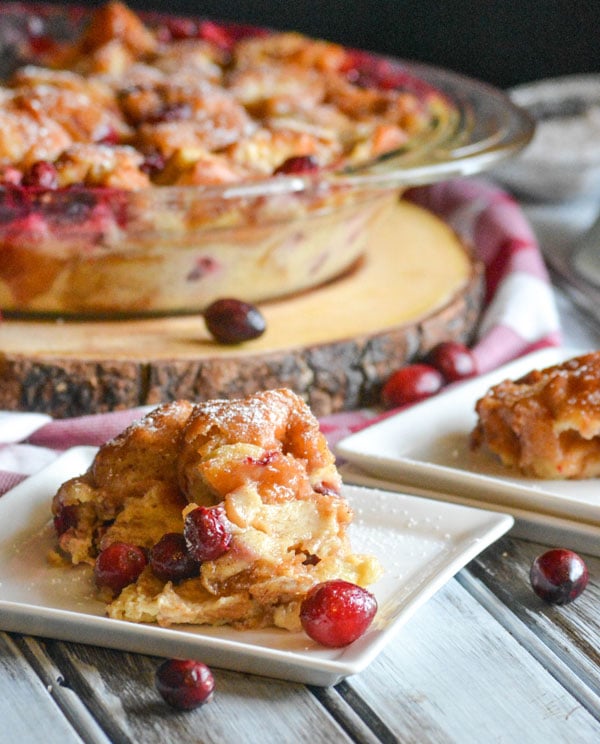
[51,389,381,630]
[471,352,600,479]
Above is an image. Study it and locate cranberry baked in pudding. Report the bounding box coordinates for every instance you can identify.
[0,1,453,315]
[471,352,600,479]
[51,388,382,630]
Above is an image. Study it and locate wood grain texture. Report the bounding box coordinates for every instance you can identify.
[0,633,85,744]
[40,642,356,744]
[0,200,483,417]
[467,536,600,700]
[346,579,600,744]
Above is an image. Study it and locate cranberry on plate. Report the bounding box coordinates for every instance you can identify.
[149,532,200,583]
[184,504,233,562]
[94,542,147,594]
[300,579,378,647]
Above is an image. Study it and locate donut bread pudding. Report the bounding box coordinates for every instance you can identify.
[471,352,600,479]
[0,1,453,314]
[1,1,447,185]
[51,388,382,630]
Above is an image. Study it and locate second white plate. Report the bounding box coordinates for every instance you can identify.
[336,347,600,527]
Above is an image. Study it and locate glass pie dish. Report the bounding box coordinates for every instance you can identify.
[0,2,534,317]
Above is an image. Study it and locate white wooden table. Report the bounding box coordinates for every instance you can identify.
[2,224,600,744]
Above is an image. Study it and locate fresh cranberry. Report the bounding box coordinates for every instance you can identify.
[53,503,78,536]
[274,155,320,176]
[184,505,232,562]
[94,542,147,594]
[22,161,59,190]
[204,298,266,344]
[149,533,200,583]
[530,549,589,605]
[300,580,377,647]
[381,364,444,408]
[155,659,215,710]
[425,341,477,383]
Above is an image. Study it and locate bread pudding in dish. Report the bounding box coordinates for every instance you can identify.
[51,388,382,630]
[471,351,600,479]
[0,1,462,316]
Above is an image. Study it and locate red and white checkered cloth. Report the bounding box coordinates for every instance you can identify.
[0,178,561,495]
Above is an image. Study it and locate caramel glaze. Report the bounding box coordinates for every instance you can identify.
[471,352,600,479]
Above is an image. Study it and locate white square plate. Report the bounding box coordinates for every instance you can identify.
[336,347,600,527]
[0,446,512,686]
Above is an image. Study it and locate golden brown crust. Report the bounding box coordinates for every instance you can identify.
[52,400,195,563]
[51,388,380,630]
[0,1,448,186]
[178,388,341,504]
[90,399,196,493]
[471,352,600,479]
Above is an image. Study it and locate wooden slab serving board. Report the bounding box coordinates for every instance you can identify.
[0,199,484,418]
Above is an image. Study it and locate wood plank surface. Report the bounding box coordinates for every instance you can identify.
[467,536,600,700]
[38,641,357,744]
[0,200,483,417]
[0,633,85,744]
[346,579,600,744]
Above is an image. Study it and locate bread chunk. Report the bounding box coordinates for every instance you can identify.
[471,352,600,479]
[0,1,448,185]
[51,389,381,630]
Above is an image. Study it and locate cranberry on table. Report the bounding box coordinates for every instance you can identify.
[184,504,232,562]
[155,659,215,710]
[530,548,589,605]
[204,298,266,344]
[381,364,444,408]
[149,532,200,583]
[425,341,477,382]
[300,579,378,647]
[94,542,147,594]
